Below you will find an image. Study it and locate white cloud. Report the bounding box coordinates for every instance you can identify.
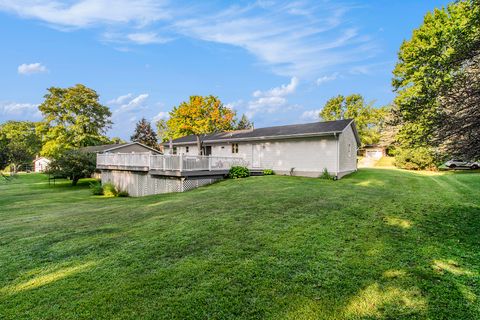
[174,2,376,77]
[300,109,321,121]
[316,72,339,85]
[108,93,133,105]
[152,111,169,122]
[2,1,379,77]
[108,93,150,116]
[0,102,41,120]
[0,0,168,28]
[127,32,171,44]
[17,63,48,75]
[246,77,299,117]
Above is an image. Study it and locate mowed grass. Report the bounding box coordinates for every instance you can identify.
[0,170,479,320]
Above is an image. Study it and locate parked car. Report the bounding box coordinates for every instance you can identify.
[444,159,479,169]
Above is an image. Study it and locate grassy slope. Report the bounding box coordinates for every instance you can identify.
[0,170,479,320]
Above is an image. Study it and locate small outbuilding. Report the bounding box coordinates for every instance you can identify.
[33,157,51,173]
[358,145,387,160]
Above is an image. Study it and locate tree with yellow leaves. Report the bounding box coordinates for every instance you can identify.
[167,95,235,154]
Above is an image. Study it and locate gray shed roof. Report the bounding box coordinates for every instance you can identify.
[79,142,161,154]
[167,119,360,146]
[79,143,128,153]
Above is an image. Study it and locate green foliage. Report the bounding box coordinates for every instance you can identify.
[155,119,169,143]
[131,118,159,149]
[90,181,104,195]
[167,95,236,154]
[392,0,480,150]
[319,94,388,145]
[228,166,250,179]
[37,84,112,157]
[0,121,41,171]
[117,190,129,197]
[235,114,254,130]
[47,150,96,186]
[394,147,438,171]
[262,169,274,175]
[102,182,118,197]
[319,168,335,180]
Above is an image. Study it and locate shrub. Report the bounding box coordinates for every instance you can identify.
[263,169,275,175]
[228,166,250,179]
[394,147,438,170]
[90,181,103,195]
[117,190,129,197]
[319,168,335,180]
[102,182,118,197]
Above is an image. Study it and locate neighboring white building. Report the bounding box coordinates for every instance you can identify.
[33,157,51,173]
[164,119,361,179]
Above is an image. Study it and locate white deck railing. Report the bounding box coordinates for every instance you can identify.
[97,153,248,172]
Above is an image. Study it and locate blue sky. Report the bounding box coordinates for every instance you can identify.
[0,0,450,139]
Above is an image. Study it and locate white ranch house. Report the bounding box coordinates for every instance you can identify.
[96,119,360,197]
[165,119,360,179]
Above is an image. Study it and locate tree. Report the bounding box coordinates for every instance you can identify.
[0,121,41,172]
[235,114,254,130]
[37,84,112,157]
[392,0,480,157]
[131,118,158,149]
[319,94,388,145]
[0,132,9,171]
[166,95,236,154]
[46,150,96,186]
[155,119,169,143]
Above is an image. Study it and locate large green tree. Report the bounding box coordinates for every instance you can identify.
[167,95,236,154]
[37,84,112,157]
[47,150,96,186]
[0,121,41,172]
[131,118,158,149]
[392,0,480,158]
[319,94,388,145]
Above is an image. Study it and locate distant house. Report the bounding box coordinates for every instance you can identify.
[358,145,387,160]
[79,142,161,155]
[33,157,50,173]
[164,119,361,179]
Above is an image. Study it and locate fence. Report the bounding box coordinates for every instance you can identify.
[97,153,247,172]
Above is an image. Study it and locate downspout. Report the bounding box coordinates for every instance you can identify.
[335,132,339,179]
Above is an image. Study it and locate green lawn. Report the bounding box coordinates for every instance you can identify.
[0,170,479,319]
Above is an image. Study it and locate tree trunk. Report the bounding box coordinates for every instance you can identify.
[196,135,202,155]
[71,175,79,186]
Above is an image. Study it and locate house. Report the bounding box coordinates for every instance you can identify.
[33,157,51,173]
[79,142,161,155]
[358,144,387,160]
[164,119,361,179]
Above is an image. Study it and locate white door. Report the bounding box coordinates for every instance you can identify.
[366,150,382,160]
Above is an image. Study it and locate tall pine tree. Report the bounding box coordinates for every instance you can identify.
[235,114,254,130]
[130,118,158,149]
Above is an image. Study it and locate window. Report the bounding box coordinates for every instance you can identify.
[172,146,177,155]
[185,146,189,153]
[348,144,352,157]
[232,143,239,154]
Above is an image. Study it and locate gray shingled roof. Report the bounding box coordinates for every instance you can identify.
[168,119,359,145]
[79,144,128,153]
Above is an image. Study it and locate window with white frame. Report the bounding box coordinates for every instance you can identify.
[173,146,177,155]
[232,143,239,154]
[185,146,189,153]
